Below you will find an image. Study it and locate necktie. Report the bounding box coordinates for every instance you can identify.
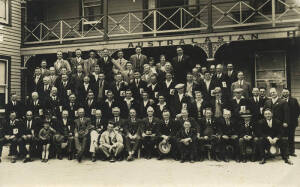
[27,121,30,129]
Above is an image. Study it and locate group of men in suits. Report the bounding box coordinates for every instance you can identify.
[0,46,298,165]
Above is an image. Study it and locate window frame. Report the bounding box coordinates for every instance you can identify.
[0,0,11,26]
[81,0,104,28]
[0,55,10,113]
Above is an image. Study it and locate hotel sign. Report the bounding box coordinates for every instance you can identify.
[127,30,298,48]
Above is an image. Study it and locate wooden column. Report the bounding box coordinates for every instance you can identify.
[207,0,213,33]
[103,0,109,40]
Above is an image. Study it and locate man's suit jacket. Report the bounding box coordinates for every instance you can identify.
[170,94,191,116]
[5,100,24,119]
[130,54,148,73]
[286,97,300,127]
[56,80,74,104]
[110,81,128,100]
[231,80,251,99]
[22,118,40,136]
[30,75,43,93]
[248,97,265,121]
[160,79,177,102]
[62,101,81,120]
[172,55,191,83]
[48,75,58,87]
[91,117,107,133]
[74,117,92,137]
[70,57,85,73]
[226,70,238,87]
[99,56,114,81]
[120,98,139,119]
[83,58,98,75]
[84,99,99,118]
[158,119,180,137]
[197,117,218,137]
[212,73,231,99]
[137,99,154,119]
[176,127,197,142]
[154,103,171,119]
[4,119,24,137]
[257,118,283,138]
[101,99,121,120]
[264,98,289,124]
[216,117,239,136]
[77,83,96,102]
[37,83,52,102]
[129,79,147,100]
[71,73,85,95]
[140,117,162,135]
[56,118,75,136]
[94,80,111,103]
[198,79,221,100]
[124,118,142,138]
[54,59,71,74]
[26,99,45,118]
[230,98,250,118]
[44,96,62,118]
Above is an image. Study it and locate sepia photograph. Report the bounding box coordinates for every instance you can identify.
[0,0,300,186]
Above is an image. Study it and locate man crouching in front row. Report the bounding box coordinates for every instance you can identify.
[99,121,124,162]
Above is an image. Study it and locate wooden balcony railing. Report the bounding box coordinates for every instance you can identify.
[23,0,300,45]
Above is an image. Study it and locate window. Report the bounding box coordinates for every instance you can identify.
[255,51,287,95]
[0,59,8,112]
[253,0,285,15]
[0,0,10,25]
[82,0,103,29]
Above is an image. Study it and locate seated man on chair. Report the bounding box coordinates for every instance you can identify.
[99,121,124,162]
[238,112,259,163]
[257,109,292,165]
[177,121,197,163]
[197,108,220,161]
[216,109,240,162]
[90,109,107,162]
[124,108,141,161]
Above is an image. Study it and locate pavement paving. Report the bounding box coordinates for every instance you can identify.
[0,148,299,187]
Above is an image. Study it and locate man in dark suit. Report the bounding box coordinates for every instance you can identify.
[77,76,95,103]
[56,74,74,105]
[54,110,75,160]
[44,87,62,119]
[124,108,142,161]
[248,88,265,122]
[3,112,24,163]
[5,93,24,120]
[226,63,238,88]
[90,109,107,162]
[94,73,110,103]
[63,94,81,120]
[37,76,52,103]
[208,87,231,118]
[184,72,201,98]
[172,46,191,83]
[157,109,180,160]
[282,88,300,156]
[196,108,220,161]
[146,74,162,102]
[170,84,192,117]
[129,72,147,101]
[111,73,128,101]
[99,49,114,82]
[141,106,161,159]
[137,91,155,119]
[29,68,44,93]
[71,64,85,96]
[120,90,139,119]
[26,92,45,119]
[264,88,289,128]
[259,87,268,105]
[230,88,250,120]
[84,91,99,118]
[198,71,220,100]
[213,64,230,100]
[101,90,121,120]
[110,107,127,137]
[161,72,177,103]
[257,109,292,165]
[216,109,240,162]
[154,94,171,119]
[129,46,148,73]
[74,108,93,162]
[238,113,260,162]
[21,110,40,163]
[177,120,197,163]
[189,91,207,120]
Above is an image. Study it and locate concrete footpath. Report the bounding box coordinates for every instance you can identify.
[0,149,299,187]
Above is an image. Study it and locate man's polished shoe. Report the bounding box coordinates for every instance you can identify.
[11,158,16,163]
[0,158,1,163]
[58,155,63,160]
[110,156,116,162]
[190,159,195,163]
[259,159,266,165]
[223,158,229,162]
[157,155,162,160]
[77,156,82,163]
[284,159,293,165]
[23,158,28,163]
[290,153,297,157]
[91,157,96,162]
[180,159,185,163]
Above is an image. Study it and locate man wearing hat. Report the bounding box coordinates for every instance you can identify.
[216,109,240,162]
[238,112,259,162]
[257,109,292,165]
[177,121,197,163]
[170,83,192,117]
[196,108,220,161]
